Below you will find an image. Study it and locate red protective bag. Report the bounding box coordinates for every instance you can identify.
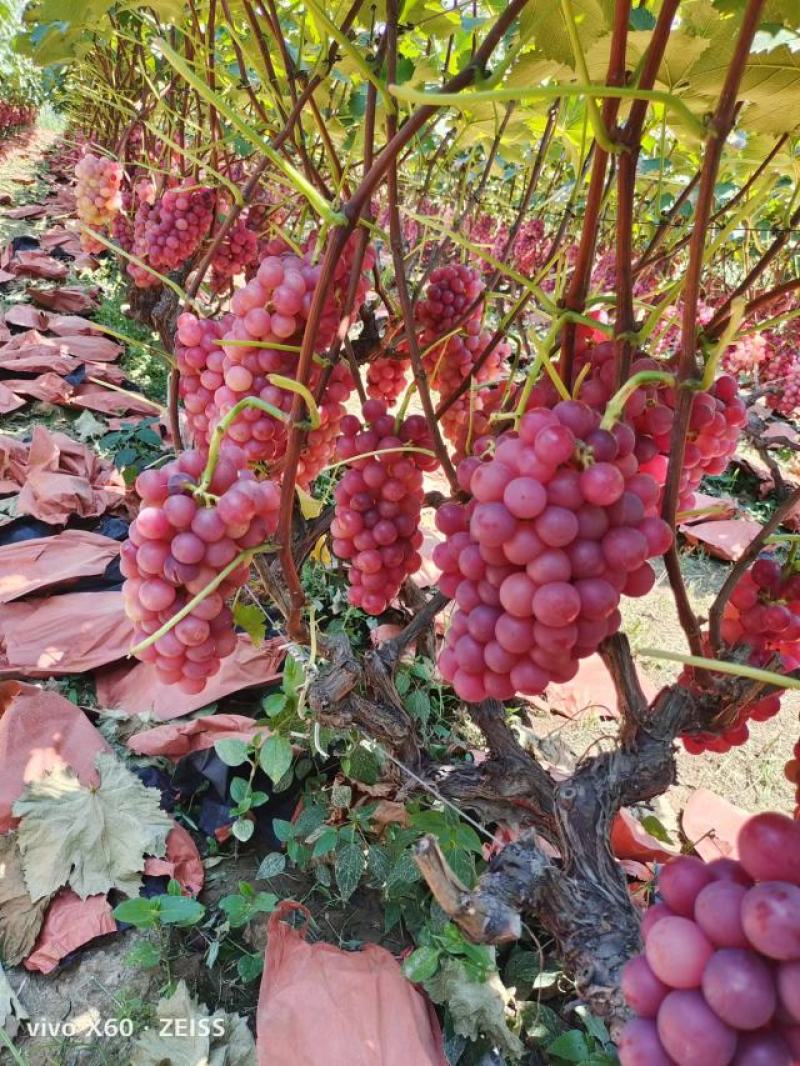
[257,902,448,1066]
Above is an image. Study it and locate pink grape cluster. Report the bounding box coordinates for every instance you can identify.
[367,356,410,407]
[434,400,673,702]
[331,400,437,615]
[679,556,800,755]
[128,179,160,288]
[176,312,232,448]
[295,363,355,489]
[619,812,800,1066]
[722,333,769,376]
[121,447,279,692]
[74,152,124,253]
[417,263,484,335]
[141,184,215,274]
[760,335,800,419]
[210,214,259,292]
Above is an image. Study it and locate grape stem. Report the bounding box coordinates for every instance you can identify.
[129,546,271,657]
[195,397,292,495]
[699,296,746,391]
[637,647,800,692]
[598,370,676,430]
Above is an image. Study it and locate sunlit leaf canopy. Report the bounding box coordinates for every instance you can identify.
[10,0,800,324]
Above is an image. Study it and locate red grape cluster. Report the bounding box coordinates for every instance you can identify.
[141,184,215,274]
[111,188,134,254]
[760,334,800,419]
[619,812,800,1066]
[417,263,484,336]
[210,214,259,292]
[680,557,800,755]
[331,400,437,615]
[74,152,124,253]
[367,356,410,407]
[295,363,355,489]
[121,447,279,692]
[722,333,769,376]
[433,400,673,702]
[175,311,232,449]
[127,179,160,288]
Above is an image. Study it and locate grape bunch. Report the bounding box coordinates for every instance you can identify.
[367,356,410,407]
[210,214,259,292]
[680,556,800,755]
[295,362,355,489]
[761,338,800,419]
[618,812,800,1066]
[110,188,134,254]
[121,447,279,693]
[722,333,769,376]
[331,399,437,615]
[74,151,123,253]
[433,400,673,702]
[141,184,215,274]
[175,311,232,449]
[127,179,160,288]
[417,263,484,336]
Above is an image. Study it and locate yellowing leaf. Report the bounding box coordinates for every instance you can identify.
[131,981,255,1066]
[424,957,524,1060]
[13,753,173,901]
[0,833,52,966]
[232,602,266,646]
[296,484,323,520]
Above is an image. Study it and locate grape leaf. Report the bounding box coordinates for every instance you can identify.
[12,753,173,901]
[232,602,266,646]
[0,833,51,965]
[259,735,293,784]
[424,957,525,1059]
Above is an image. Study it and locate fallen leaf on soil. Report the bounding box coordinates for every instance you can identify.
[27,284,99,313]
[127,714,272,758]
[96,635,285,719]
[23,889,116,975]
[424,956,522,1059]
[13,752,173,901]
[12,251,69,280]
[0,832,52,965]
[679,518,766,561]
[0,959,28,1034]
[0,529,120,603]
[0,682,111,834]
[71,409,108,439]
[132,981,255,1066]
[681,788,752,862]
[0,590,134,676]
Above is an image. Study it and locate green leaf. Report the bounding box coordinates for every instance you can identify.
[366,844,391,884]
[640,815,674,845]
[452,822,484,855]
[259,735,293,784]
[342,745,379,785]
[311,826,338,858]
[215,739,250,767]
[282,654,304,697]
[125,940,161,969]
[548,1030,592,1062]
[406,689,431,726]
[237,953,264,982]
[403,945,441,983]
[387,850,420,889]
[272,819,296,842]
[334,842,365,901]
[232,818,254,842]
[262,692,287,718]
[156,895,205,927]
[256,852,286,879]
[113,897,158,928]
[232,602,266,646]
[229,777,250,804]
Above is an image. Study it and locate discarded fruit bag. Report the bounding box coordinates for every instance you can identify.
[256,901,448,1066]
